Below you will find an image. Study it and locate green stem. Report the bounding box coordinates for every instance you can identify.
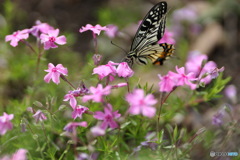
[41,122,50,148]
[157,88,176,135]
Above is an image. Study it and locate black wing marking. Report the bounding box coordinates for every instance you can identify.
[130,2,167,51]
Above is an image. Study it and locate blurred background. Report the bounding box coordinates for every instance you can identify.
[0,0,240,159]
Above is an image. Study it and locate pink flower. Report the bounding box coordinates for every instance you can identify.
[93,61,118,81]
[40,29,66,50]
[126,89,157,118]
[63,93,77,108]
[198,61,217,84]
[82,84,111,103]
[116,62,134,78]
[94,104,121,129]
[32,110,47,123]
[0,148,28,160]
[185,51,218,85]
[72,105,89,119]
[209,67,224,79]
[5,29,30,47]
[168,66,197,90]
[11,149,28,160]
[105,24,118,38]
[31,20,54,37]
[0,112,14,135]
[44,63,68,84]
[79,24,108,35]
[158,29,175,44]
[158,74,176,92]
[64,121,87,132]
[185,51,208,76]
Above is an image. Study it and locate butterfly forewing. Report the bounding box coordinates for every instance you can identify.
[130,2,167,51]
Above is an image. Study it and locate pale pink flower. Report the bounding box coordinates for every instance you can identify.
[168,66,197,90]
[64,121,87,132]
[40,29,66,50]
[116,62,134,78]
[94,104,121,129]
[31,20,54,37]
[44,63,68,84]
[32,110,47,123]
[72,105,89,119]
[90,125,106,137]
[158,29,175,44]
[172,6,198,38]
[224,85,237,103]
[0,112,14,135]
[79,24,108,35]
[93,61,118,81]
[0,148,28,160]
[77,153,89,160]
[5,29,30,47]
[112,83,128,89]
[82,84,111,103]
[158,74,176,92]
[126,89,157,118]
[105,24,118,38]
[26,107,34,113]
[63,93,77,108]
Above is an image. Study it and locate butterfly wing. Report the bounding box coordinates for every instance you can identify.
[130,1,167,52]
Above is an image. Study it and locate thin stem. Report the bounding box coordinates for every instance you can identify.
[59,143,71,160]
[41,122,50,148]
[60,75,76,89]
[93,33,98,54]
[157,92,164,134]
[35,50,45,76]
[21,39,37,54]
[125,78,130,93]
[26,122,44,159]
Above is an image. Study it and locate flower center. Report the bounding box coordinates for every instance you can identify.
[52,67,58,72]
[139,99,145,105]
[105,115,112,121]
[13,31,19,37]
[49,36,56,42]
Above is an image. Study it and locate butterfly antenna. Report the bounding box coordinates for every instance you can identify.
[111,41,128,54]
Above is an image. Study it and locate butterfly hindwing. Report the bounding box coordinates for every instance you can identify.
[137,43,174,65]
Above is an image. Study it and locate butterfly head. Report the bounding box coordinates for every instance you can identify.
[122,55,134,68]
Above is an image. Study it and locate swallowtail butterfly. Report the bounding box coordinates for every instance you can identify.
[123,1,174,67]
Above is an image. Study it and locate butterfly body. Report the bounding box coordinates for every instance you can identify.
[123,1,174,67]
